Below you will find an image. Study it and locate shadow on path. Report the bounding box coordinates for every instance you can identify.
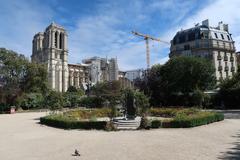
[218,132,240,160]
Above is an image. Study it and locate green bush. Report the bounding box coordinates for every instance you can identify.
[0,104,10,113]
[63,92,81,108]
[45,91,63,110]
[151,120,161,128]
[148,108,224,128]
[161,112,224,128]
[40,115,107,130]
[17,93,44,110]
[78,96,104,108]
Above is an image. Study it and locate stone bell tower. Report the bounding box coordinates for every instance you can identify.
[32,22,69,92]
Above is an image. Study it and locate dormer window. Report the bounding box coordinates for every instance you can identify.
[214,33,218,39]
[221,34,224,40]
[227,35,230,41]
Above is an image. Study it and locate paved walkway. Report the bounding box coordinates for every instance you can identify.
[0,111,240,160]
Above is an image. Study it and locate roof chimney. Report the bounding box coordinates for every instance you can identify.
[202,19,209,27]
[218,21,224,30]
[223,24,228,32]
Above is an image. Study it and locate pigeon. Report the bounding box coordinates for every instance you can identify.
[72,149,81,156]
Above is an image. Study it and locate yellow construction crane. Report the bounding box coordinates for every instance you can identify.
[132,31,170,68]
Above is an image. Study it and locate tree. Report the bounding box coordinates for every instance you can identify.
[122,89,136,118]
[219,71,240,108]
[17,93,44,110]
[0,48,49,106]
[63,86,84,107]
[0,48,28,105]
[22,62,49,94]
[45,91,63,111]
[134,90,150,115]
[147,56,216,106]
[91,80,122,106]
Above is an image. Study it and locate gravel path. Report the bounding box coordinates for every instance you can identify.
[0,111,240,160]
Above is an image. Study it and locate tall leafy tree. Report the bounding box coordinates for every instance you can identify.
[22,62,49,94]
[0,48,28,104]
[219,71,240,108]
[146,56,216,106]
[0,48,48,105]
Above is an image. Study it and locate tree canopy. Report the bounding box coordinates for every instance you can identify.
[219,71,240,108]
[0,48,48,105]
[137,56,216,106]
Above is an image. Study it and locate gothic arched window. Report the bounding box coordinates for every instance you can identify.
[55,32,58,48]
[59,33,63,49]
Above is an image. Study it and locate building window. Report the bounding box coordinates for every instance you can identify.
[184,44,190,50]
[220,71,223,79]
[59,33,63,49]
[227,35,230,41]
[224,52,228,61]
[217,51,221,60]
[214,33,218,39]
[221,34,224,40]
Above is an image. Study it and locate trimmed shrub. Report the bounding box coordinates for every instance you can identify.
[161,112,224,128]
[40,115,107,130]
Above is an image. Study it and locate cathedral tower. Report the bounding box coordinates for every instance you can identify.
[32,22,69,92]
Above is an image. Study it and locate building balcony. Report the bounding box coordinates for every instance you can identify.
[170,39,236,55]
[217,55,222,60]
[225,66,229,71]
[230,56,234,62]
[218,66,223,71]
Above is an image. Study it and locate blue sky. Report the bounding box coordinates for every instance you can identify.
[0,0,240,70]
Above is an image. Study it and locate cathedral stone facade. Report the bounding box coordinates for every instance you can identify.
[32,22,69,92]
[32,23,119,92]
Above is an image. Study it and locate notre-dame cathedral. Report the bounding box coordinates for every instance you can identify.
[31,22,119,92]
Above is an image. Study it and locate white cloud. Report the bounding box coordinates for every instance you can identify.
[1,0,240,71]
[0,0,54,57]
[162,0,240,50]
[67,0,198,70]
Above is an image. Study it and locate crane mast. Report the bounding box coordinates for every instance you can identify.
[132,31,169,68]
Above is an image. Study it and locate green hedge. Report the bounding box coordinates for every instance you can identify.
[150,112,224,128]
[40,115,107,130]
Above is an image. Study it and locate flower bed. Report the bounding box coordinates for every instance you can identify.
[40,108,112,130]
[147,108,224,128]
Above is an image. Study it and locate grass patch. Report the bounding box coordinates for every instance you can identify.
[63,108,112,120]
[40,108,112,130]
[148,108,224,128]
